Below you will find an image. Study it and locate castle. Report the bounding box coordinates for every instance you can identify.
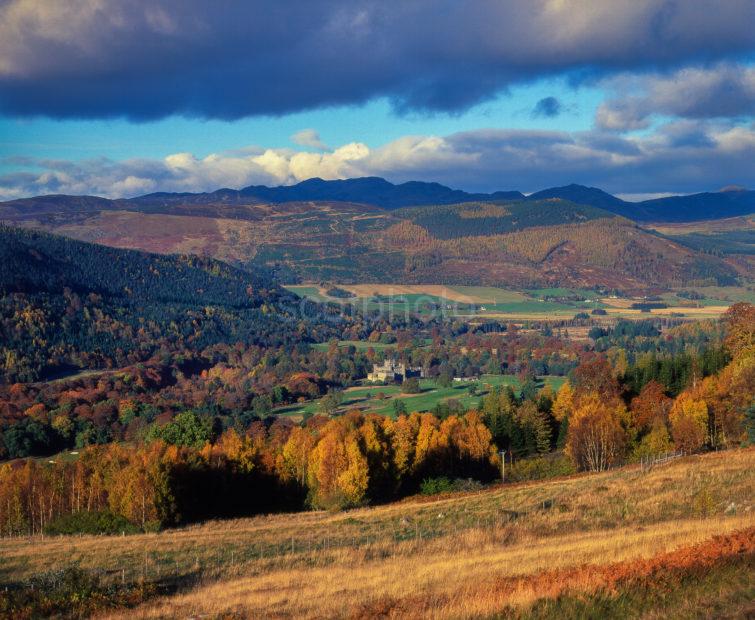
[367,359,423,383]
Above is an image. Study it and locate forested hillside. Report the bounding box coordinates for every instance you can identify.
[3,193,746,290]
[391,199,612,239]
[0,227,341,383]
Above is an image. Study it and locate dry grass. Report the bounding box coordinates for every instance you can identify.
[2,449,752,618]
[104,517,754,619]
[334,284,485,304]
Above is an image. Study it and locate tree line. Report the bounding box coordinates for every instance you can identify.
[0,410,497,536]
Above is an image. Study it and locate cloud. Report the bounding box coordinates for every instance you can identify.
[596,63,755,130]
[532,96,562,118]
[291,129,329,150]
[2,120,753,200]
[0,0,753,119]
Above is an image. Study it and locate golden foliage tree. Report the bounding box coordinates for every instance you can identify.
[566,394,627,471]
[669,393,709,453]
[551,381,574,422]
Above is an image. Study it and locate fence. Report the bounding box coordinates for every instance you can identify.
[639,450,687,472]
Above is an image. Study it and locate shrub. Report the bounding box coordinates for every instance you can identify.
[420,477,482,495]
[44,510,141,536]
[325,286,355,299]
[507,453,576,483]
[0,564,153,618]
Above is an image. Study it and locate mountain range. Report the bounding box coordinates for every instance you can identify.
[3,177,755,222]
[1,178,752,292]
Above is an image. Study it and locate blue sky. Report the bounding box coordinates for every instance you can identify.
[0,1,753,199]
[0,79,601,163]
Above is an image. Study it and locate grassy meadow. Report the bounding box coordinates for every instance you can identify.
[2,448,752,618]
[274,375,565,419]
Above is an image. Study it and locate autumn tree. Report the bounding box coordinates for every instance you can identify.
[551,382,573,419]
[723,302,754,361]
[571,356,621,402]
[632,419,673,460]
[566,394,627,472]
[307,420,368,509]
[669,393,709,453]
[629,380,671,434]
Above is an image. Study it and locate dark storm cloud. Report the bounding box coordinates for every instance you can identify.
[532,97,562,118]
[597,64,755,130]
[1,0,754,120]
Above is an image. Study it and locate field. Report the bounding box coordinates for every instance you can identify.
[2,448,752,618]
[286,284,603,318]
[287,283,751,321]
[274,375,565,419]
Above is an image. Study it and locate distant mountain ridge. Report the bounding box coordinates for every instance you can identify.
[2,177,753,223]
[129,177,525,210]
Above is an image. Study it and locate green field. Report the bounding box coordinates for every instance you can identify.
[285,283,749,321]
[286,284,602,318]
[274,374,565,419]
[526,287,604,300]
[449,286,529,303]
[284,285,331,302]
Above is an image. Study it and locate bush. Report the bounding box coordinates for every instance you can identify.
[507,454,576,483]
[420,477,482,495]
[0,564,153,618]
[325,286,355,299]
[44,510,141,536]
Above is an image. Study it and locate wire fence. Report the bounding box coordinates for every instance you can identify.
[639,450,687,472]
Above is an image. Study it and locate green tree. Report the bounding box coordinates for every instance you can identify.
[148,411,214,448]
[319,390,343,416]
[745,401,755,445]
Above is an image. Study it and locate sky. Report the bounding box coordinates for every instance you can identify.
[0,0,754,201]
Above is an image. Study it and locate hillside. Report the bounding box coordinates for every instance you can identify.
[2,180,752,291]
[1,195,745,291]
[526,184,755,222]
[0,225,280,304]
[0,227,332,383]
[2,448,752,618]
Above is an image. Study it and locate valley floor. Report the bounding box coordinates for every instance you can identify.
[1,448,753,619]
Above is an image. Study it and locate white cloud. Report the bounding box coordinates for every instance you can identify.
[1,120,753,200]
